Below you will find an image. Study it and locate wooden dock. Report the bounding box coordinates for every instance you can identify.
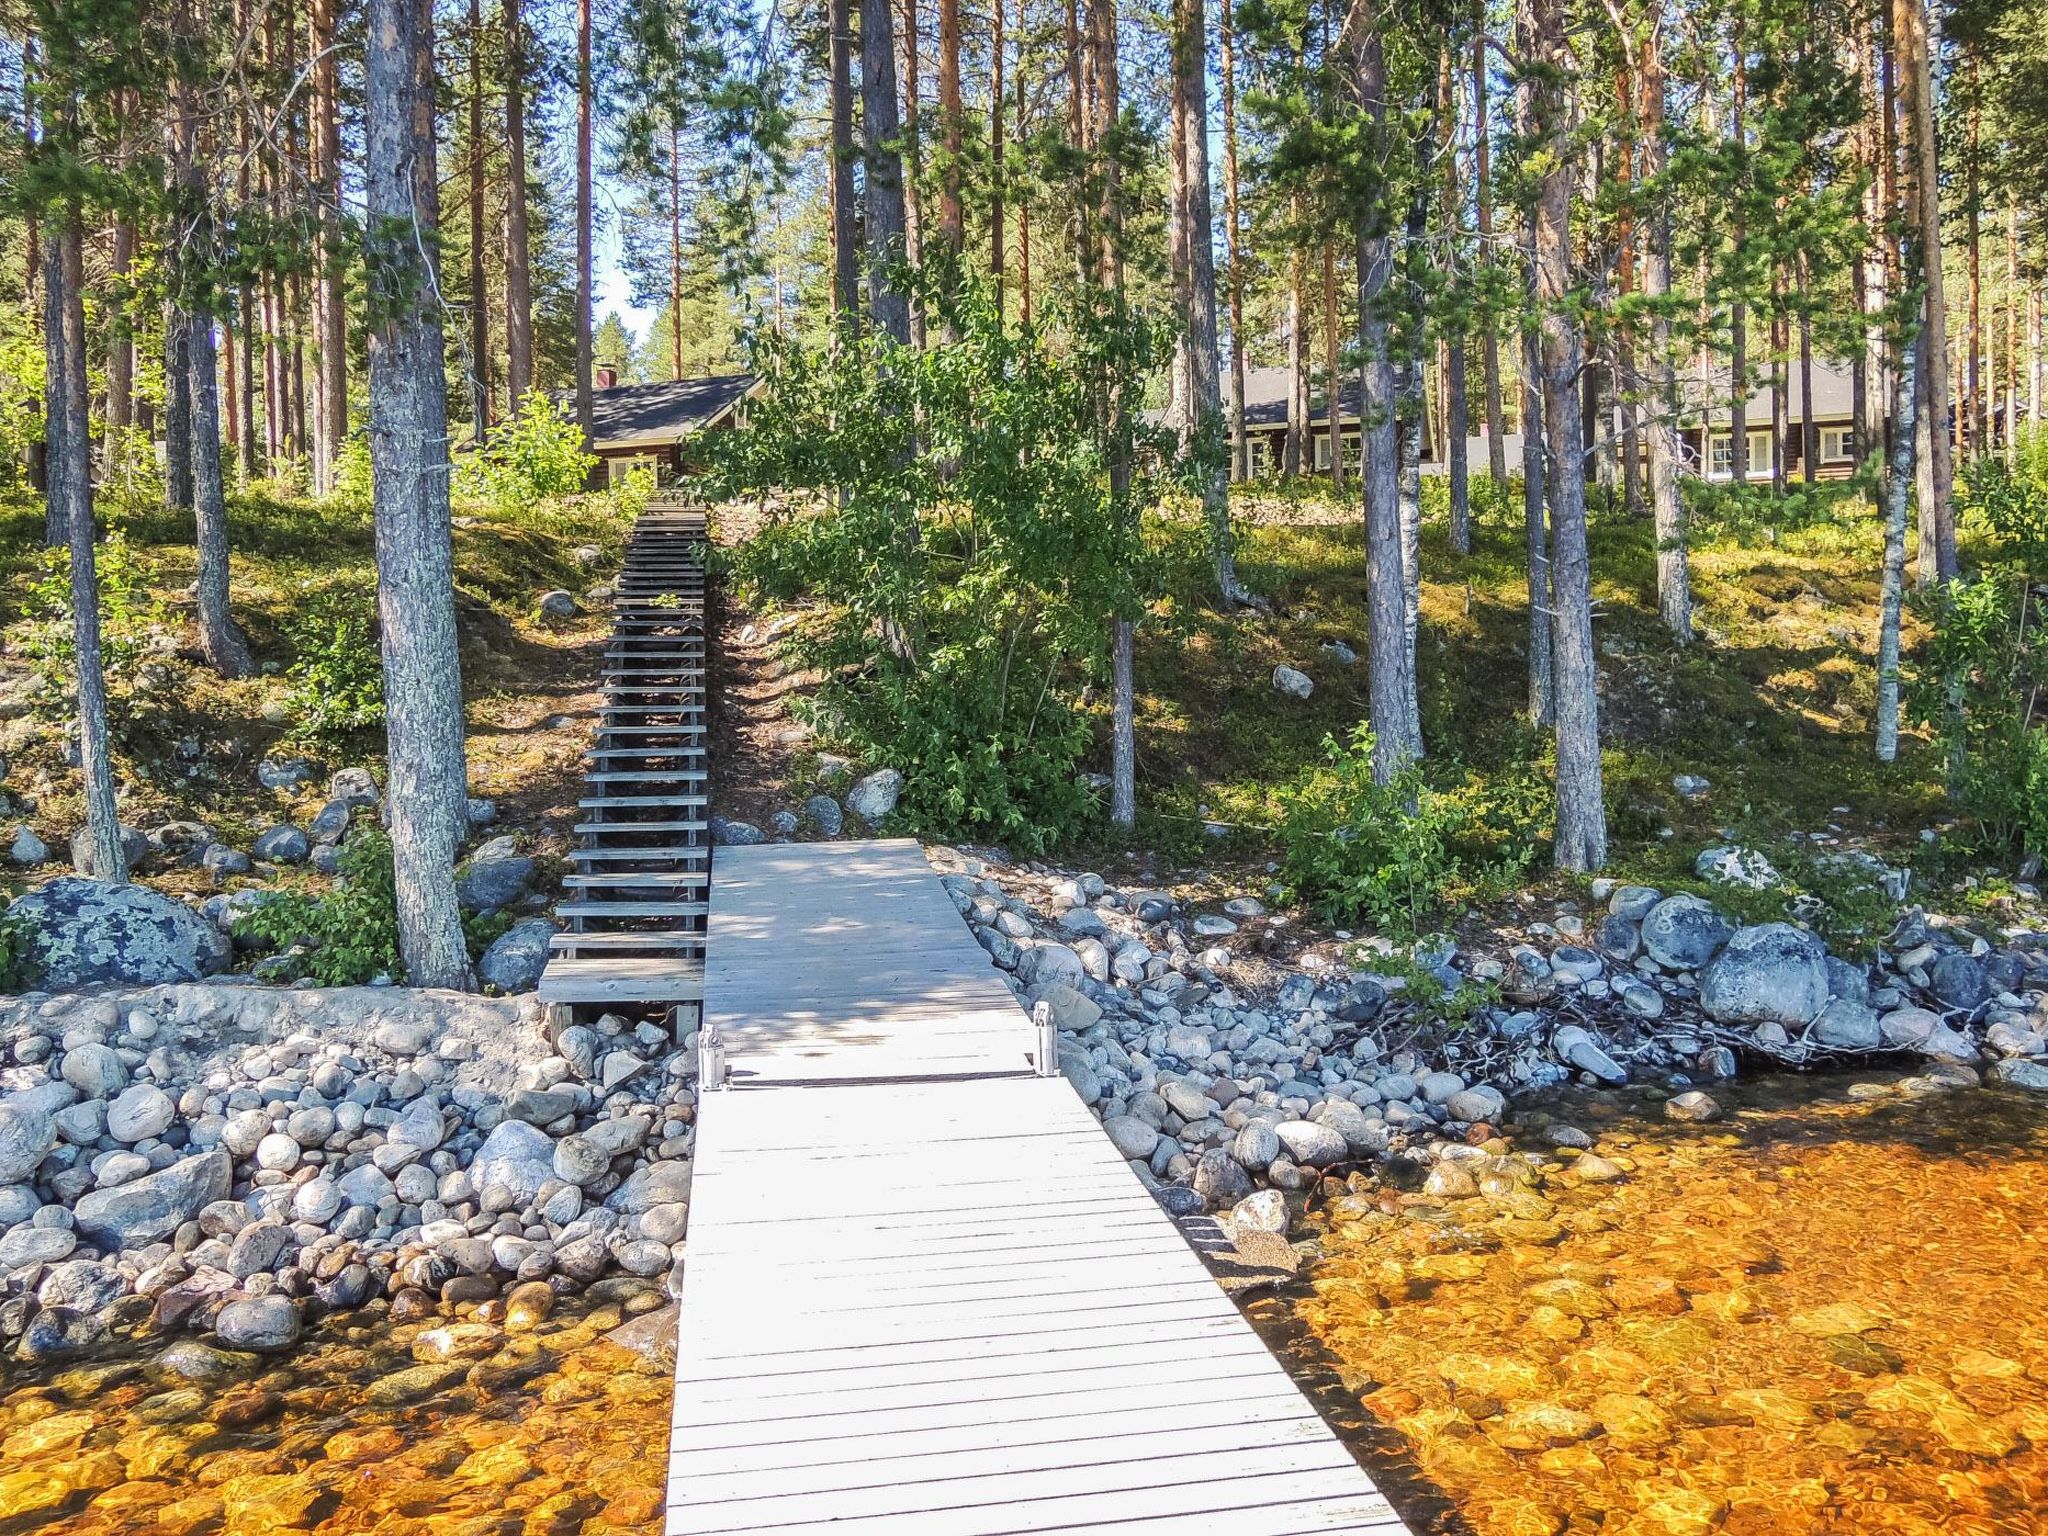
[667,841,1413,1535]
[538,501,711,1015]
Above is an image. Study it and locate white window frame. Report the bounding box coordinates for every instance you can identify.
[1708,433,1733,479]
[608,454,660,487]
[1819,425,1853,464]
[1313,430,1332,470]
[1747,428,1773,476]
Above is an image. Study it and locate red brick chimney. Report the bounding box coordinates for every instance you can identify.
[595,364,618,390]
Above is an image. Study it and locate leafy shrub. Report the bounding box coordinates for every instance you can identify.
[232,823,507,985]
[0,913,41,992]
[454,391,598,512]
[19,530,164,697]
[1277,726,1468,935]
[716,274,1168,853]
[280,587,385,746]
[332,433,375,510]
[1960,445,2048,576]
[234,824,403,986]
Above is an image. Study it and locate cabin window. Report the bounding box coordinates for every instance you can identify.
[1314,430,1332,470]
[1820,425,1854,463]
[1707,430,1775,479]
[608,455,660,487]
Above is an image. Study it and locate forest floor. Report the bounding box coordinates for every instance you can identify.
[0,487,633,902]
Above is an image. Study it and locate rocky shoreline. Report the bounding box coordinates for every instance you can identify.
[0,981,695,1367]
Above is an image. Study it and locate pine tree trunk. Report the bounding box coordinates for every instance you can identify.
[862,0,912,343]
[48,208,128,884]
[314,0,347,482]
[1877,0,1924,760]
[575,0,595,452]
[1639,29,1689,641]
[1168,0,1244,604]
[165,312,193,510]
[366,0,477,990]
[670,128,685,377]
[1398,181,1426,753]
[467,0,491,440]
[1324,244,1345,494]
[938,0,963,261]
[503,0,534,412]
[1523,287,1552,721]
[1286,222,1306,476]
[1013,0,1030,328]
[990,0,1005,311]
[188,317,256,677]
[1350,0,1419,782]
[901,0,926,346]
[1531,0,1602,869]
[1439,48,1466,549]
[1965,63,1982,459]
[1221,0,1248,481]
[1473,4,1506,485]
[830,0,860,320]
[1902,0,1953,581]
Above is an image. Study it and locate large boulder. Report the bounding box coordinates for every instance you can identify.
[478,918,556,993]
[456,853,536,914]
[1700,924,1829,1026]
[470,1119,555,1206]
[0,1100,57,1185]
[845,769,904,825]
[1640,894,1735,971]
[73,1149,230,1251]
[7,878,231,988]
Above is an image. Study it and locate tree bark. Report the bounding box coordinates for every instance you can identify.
[47,208,128,883]
[901,0,926,346]
[1397,179,1426,752]
[467,0,491,440]
[1286,216,1307,476]
[1728,44,1748,487]
[1220,5,1249,481]
[991,0,1005,311]
[1877,0,1924,761]
[366,0,477,989]
[575,0,595,449]
[1965,59,1981,459]
[862,0,912,342]
[103,94,134,483]
[1348,0,1419,782]
[503,0,534,412]
[1639,24,1689,641]
[830,0,860,320]
[1901,0,1953,581]
[1531,0,1603,869]
[938,0,963,260]
[188,318,256,677]
[313,0,347,488]
[165,312,193,511]
[1473,0,1505,484]
[1439,47,1466,548]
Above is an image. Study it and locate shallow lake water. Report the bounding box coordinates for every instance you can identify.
[1280,1071,2048,1536]
[5,1073,2048,1535]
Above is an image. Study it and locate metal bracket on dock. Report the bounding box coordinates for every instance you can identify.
[699,1021,728,1090]
[1033,1000,1058,1078]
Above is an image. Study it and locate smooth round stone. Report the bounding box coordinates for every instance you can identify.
[106,1084,177,1144]
[221,1111,271,1159]
[616,1239,672,1276]
[213,1295,301,1352]
[286,1107,336,1147]
[504,1279,556,1330]
[1665,1091,1722,1123]
[640,1203,689,1246]
[552,1134,611,1189]
[254,1134,301,1173]
[95,1151,154,1188]
[1416,1071,1466,1104]
[291,1179,344,1226]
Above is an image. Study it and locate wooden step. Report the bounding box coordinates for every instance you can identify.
[537,955,705,1005]
[562,871,710,888]
[587,772,710,786]
[576,796,709,810]
[555,899,711,920]
[548,930,702,951]
[592,725,708,737]
[573,819,709,835]
[568,845,712,862]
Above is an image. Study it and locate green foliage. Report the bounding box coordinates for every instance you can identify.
[1961,442,2048,576]
[715,275,1170,853]
[0,913,41,993]
[0,312,46,488]
[454,391,598,512]
[1907,568,2047,864]
[232,823,508,986]
[1355,950,1500,1033]
[332,434,375,511]
[19,531,164,699]
[234,824,404,986]
[280,586,385,747]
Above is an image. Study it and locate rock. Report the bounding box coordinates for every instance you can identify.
[1879,1006,1942,1049]
[1810,997,1882,1051]
[1696,844,1782,889]
[712,818,764,846]
[1640,895,1735,971]
[1320,640,1358,665]
[538,590,578,621]
[1552,1025,1628,1084]
[105,1084,176,1143]
[478,918,555,993]
[37,1259,123,1313]
[1271,665,1314,699]
[251,826,310,864]
[1103,1116,1161,1161]
[1990,1059,2048,1093]
[10,826,49,866]
[257,756,313,790]
[1331,979,1386,1023]
[202,844,252,882]
[1928,953,1992,1012]
[1231,1121,1282,1172]
[1700,924,1829,1026]
[1446,1085,1506,1124]
[1672,773,1712,798]
[7,878,231,988]
[845,769,904,825]
[1597,916,1642,961]
[70,824,148,875]
[553,1133,612,1187]
[1228,1190,1289,1236]
[0,1223,76,1270]
[802,796,844,837]
[456,853,536,913]
[74,1150,230,1250]
[1572,1153,1626,1183]
[214,1296,300,1353]
[1424,1162,1479,1199]
[0,1102,57,1185]
[61,1042,128,1097]
[471,1120,555,1206]
[504,1280,556,1330]
[1665,1090,1721,1123]
[1192,1148,1255,1208]
[1274,1120,1347,1167]
[1607,885,1662,922]
[1032,982,1102,1033]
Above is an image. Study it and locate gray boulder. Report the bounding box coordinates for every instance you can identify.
[252,825,311,864]
[214,1295,301,1352]
[538,590,578,621]
[1700,923,1829,1026]
[69,825,148,876]
[457,853,536,913]
[1272,665,1314,700]
[0,1102,57,1185]
[105,1084,176,1143]
[479,918,556,992]
[471,1119,556,1206]
[1607,885,1662,922]
[7,877,231,988]
[1810,997,1882,1051]
[328,767,380,807]
[803,796,845,837]
[1640,894,1735,971]
[73,1149,230,1250]
[9,825,49,867]
[845,768,905,825]
[1928,953,1992,1012]
[711,818,765,847]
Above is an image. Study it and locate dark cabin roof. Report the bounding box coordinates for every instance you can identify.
[586,373,758,450]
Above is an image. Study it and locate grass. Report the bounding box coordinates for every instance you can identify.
[0,483,633,902]
[1120,475,1951,892]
